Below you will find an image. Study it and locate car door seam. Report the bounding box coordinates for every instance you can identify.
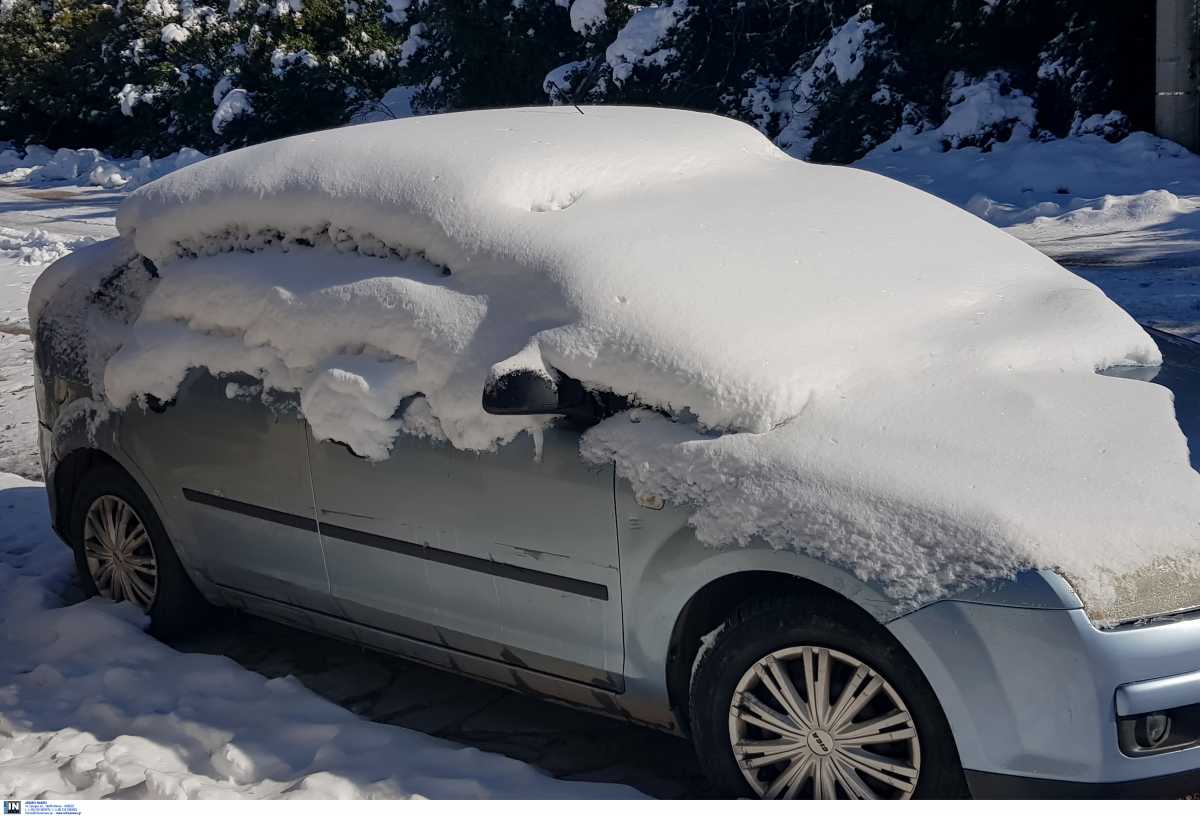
[303,428,333,596]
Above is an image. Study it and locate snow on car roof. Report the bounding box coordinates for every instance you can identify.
[61,106,1200,616]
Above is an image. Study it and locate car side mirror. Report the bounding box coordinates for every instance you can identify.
[482,368,590,417]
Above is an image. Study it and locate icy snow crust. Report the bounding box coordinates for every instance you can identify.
[54,106,1200,614]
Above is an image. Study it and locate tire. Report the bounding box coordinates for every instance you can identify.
[689,595,967,800]
[69,464,210,636]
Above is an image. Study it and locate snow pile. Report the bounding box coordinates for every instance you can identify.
[0,144,207,191]
[0,228,95,269]
[0,473,639,799]
[856,115,1200,264]
[36,106,1200,616]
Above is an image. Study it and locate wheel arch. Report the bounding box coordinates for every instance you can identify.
[52,447,124,537]
[50,441,173,564]
[665,570,919,736]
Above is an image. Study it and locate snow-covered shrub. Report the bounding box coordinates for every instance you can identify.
[798,0,1153,160]
[543,0,1155,165]
[0,0,416,152]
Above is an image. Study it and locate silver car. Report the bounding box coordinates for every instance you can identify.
[32,262,1200,799]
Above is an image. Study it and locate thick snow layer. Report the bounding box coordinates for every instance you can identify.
[0,472,639,799]
[39,106,1200,612]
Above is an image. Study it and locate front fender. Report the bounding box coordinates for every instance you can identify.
[614,482,899,731]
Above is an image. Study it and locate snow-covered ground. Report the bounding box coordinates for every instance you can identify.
[0,184,120,479]
[4,117,1200,798]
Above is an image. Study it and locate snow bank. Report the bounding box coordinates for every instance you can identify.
[0,144,207,190]
[856,89,1200,220]
[42,106,1200,615]
[847,73,1200,267]
[0,227,95,269]
[0,473,639,799]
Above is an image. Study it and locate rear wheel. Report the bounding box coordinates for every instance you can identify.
[689,595,966,799]
[70,464,209,635]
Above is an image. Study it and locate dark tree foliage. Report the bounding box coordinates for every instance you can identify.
[804,0,1153,159]
[0,0,1162,162]
[404,0,583,112]
[602,1,861,112]
[0,0,125,147]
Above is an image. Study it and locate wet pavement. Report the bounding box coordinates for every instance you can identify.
[167,611,715,799]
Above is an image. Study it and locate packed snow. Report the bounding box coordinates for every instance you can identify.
[26,105,1200,620]
[0,472,640,799]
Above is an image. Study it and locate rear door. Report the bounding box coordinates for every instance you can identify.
[307,410,623,690]
[119,369,335,616]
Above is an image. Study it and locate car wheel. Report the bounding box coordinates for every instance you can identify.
[689,595,966,799]
[69,464,210,635]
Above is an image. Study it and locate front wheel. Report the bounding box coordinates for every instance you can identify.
[689,595,966,799]
[69,464,210,635]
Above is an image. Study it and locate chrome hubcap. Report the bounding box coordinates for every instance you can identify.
[728,645,921,799]
[83,495,158,611]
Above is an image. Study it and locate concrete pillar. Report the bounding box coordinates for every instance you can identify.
[1157,0,1200,151]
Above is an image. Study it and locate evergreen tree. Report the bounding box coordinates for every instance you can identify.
[0,0,1164,162]
[0,0,124,147]
[403,0,583,113]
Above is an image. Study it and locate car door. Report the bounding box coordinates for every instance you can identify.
[119,368,335,616]
[307,407,624,691]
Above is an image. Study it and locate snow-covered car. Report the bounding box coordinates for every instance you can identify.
[28,107,1200,799]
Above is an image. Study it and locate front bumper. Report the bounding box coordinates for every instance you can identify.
[964,767,1200,799]
[889,599,1200,795]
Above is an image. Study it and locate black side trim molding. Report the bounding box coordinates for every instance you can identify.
[182,488,609,601]
[182,488,318,532]
[319,521,609,601]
